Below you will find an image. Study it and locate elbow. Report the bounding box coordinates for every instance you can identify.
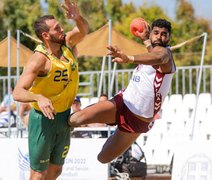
[13,88,21,102]
[161,55,169,64]
[13,93,19,102]
[157,53,169,64]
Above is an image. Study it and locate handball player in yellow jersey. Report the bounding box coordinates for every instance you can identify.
[13,0,89,179]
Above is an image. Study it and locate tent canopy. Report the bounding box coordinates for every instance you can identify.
[0,24,147,67]
[0,36,33,67]
[77,24,147,57]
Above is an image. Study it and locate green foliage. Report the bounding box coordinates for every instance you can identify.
[176,0,195,22]
[78,0,107,31]
[0,0,211,72]
[0,0,211,97]
[0,0,43,77]
[47,0,74,32]
[106,0,123,22]
[1,0,42,47]
[174,0,211,66]
[114,4,170,42]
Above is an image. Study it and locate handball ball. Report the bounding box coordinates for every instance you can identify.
[130,17,147,37]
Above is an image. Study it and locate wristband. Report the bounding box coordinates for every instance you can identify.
[127,56,135,63]
[144,39,151,48]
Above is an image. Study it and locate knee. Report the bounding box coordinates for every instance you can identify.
[30,170,47,180]
[47,168,62,179]
[97,153,110,164]
[54,168,62,178]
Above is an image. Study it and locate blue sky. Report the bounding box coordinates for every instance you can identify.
[123,0,212,23]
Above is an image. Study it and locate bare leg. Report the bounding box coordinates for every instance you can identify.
[45,163,63,180]
[29,164,62,180]
[30,169,47,180]
[97,128,141,163]
[68,100,117,127]
[68,98,141,163]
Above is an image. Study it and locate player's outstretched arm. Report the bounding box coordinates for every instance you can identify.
[107,45,171,66]
[61,0,89,48]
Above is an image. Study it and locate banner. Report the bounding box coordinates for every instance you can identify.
[0,138,108,180]
[59,138,108,180]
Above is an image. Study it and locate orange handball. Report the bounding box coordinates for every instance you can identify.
[130,17,147,37]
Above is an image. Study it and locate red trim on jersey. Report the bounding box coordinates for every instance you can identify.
[154,71,165,115]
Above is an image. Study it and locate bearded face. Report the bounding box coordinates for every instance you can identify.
[49,33,66,45]
[151,39,167,48]
[150,27,170,48]
[43,19,66,45]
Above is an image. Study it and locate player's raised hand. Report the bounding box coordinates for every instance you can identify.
[61,0,80,20]
[107,45,122,57]
[107,45,130,63]
[135,22,150,42]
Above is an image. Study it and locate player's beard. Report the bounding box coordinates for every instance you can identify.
[151,39,167,48]
[49,34,66,45]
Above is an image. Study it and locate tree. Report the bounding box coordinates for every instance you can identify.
[0,0,211,70]
[174,0,211,66]
[1,0,42,48]
[1,0,43,58]
[0,0,43,78]
[78,0,107,31]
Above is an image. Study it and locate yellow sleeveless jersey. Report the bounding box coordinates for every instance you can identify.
[30,44,78,112]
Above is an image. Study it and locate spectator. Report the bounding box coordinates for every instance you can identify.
[71,96,81,113]
[0,87,16,113]
[0,87,16,127]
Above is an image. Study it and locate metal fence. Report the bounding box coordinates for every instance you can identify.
[77,65,212,98]
[0,65,212,100]
[0,65,212,138]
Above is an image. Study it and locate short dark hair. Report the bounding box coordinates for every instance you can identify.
[34,15,55,40]
[152,19,172,34]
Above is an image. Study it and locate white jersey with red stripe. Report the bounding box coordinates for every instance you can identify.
[123,60,176,118]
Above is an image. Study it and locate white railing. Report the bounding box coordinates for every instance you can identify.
[0,64,211,138]
[77,65,212,97]
[0,65,212,100]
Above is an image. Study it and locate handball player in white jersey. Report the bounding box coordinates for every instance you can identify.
[68,18,175,164]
